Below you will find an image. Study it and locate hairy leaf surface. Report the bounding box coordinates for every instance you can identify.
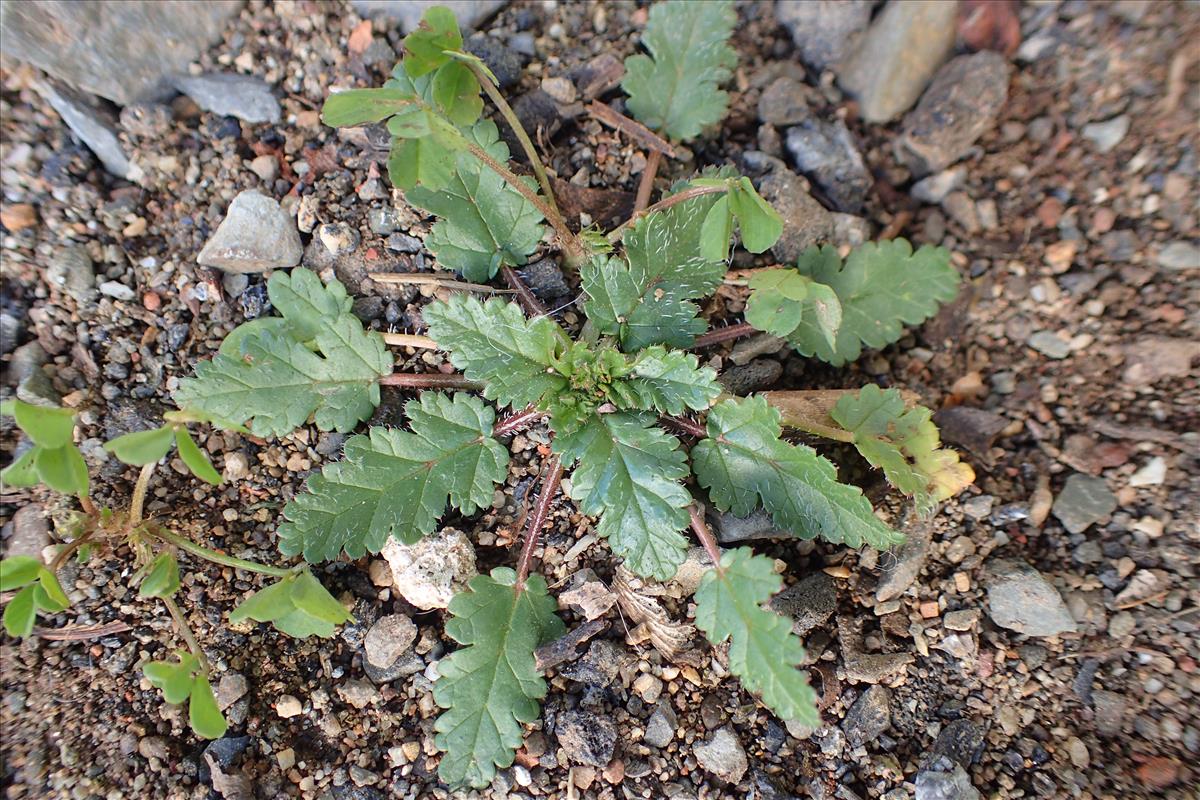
[693,397,902,549]
[695,548,819,725]
[761,241,959,366]
[583,193,726,350]
[425,294,567,411]
[625,347,721,415]
[407,121,545,281]
[555,412,692,580]
[278,393,508,561]
[434,568,564,788]
[621,0,737,140]
[830,385,974,513]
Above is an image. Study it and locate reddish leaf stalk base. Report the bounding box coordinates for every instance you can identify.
[516,455,563,588]
[688,504,724,573]
[691,322,756,350]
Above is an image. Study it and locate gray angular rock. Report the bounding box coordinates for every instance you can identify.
[985,559,1077,637]
[0,313,20,355]
[694,726,748,783]
[363,615,417,669]
[1081,115,1130,154]
[46,245,96,303]
[1052,474,1116,534]
[785,115,871,212]
[643,704,677,748]
[915,756,981,800]
[758,169,836,262]
[712,509,784,543]
[555,709,616,767]
[36,80,135,179]
[197,190,303,273]
[0,0,241,105]
[896,52,1013,175]
[1028,330,1071,360]
[757,77,813,127]
[351,0,506,33]
[770,572,838,636]
[842,685,890,746]
[838,0,958,123]
[380,528,477,610]
[875,515,931,602]
[173,73,281,124]
[775,0,872,71]
[7,505,50,559]
[1157,241,1199,271]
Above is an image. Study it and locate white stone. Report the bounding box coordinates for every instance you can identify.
[381,528,477,610]
[1128,457,1166,487]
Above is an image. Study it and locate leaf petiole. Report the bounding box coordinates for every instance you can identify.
[146,526,295,578]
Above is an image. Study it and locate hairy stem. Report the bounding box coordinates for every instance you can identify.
[381,332,439,349]
[467,60,561,219]
[501,265,571,348]
[516,455,563,588]
[691,322,757,350]
[633,148,662,214]
[688,505,724,571]
[492,405,545,438]
[78,494,97,516]
[379,373,483,390]
[608,184,728,243]
[369,272,515,294]
[129,462,156,527]
[49,530,93,573]
[147,526,294,578]
[162,595,210,674]
[659,414,708,439]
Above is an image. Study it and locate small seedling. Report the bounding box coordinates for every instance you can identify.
[0,398,350,740]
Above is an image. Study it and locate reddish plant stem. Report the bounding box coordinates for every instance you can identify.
[659,414,708,439]
[688,505,724,571]
[633,148,662,214]
[492,405,545,438]
[691,322,757,350]
[500,264,550,318]
[378,373,482,390]
[515,455,563,588]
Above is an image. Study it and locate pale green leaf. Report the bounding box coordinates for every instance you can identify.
[230,579,295,624]
[695,548,819,725]
[555,413,693,580]
[744,269,810,337]
[322,87,415,127]
[35,569,70,611]
[389,134,457,191]
[2,448,41,487]
[143,652,200,705]
[728,177,782,253]
[2,584,37,637]
[266,267,352,342]
[621,0,737,140]
[434,568,564,788]
[402,5,463,77]
[278,393,509,561]
[424,294,568,411]
[407,121,545,281]
[0,556,41,591]
[12,400,76,449]
[34,444,89,495]
[175,313,391,438]
[830,385,974,513]
[771,240,960,366]
[583,192,726,350]
[288,570,353,625]
[431,60,484,126]
[139,552,181,598]
[699,194,733,262]
[692,397,903,549]
[104,425,175,466]
[189,675,228,739]
[175,428,222,485]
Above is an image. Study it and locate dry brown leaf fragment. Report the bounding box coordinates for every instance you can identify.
[612,563,694,660]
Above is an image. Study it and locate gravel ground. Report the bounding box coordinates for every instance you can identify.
[1,1,1197,799]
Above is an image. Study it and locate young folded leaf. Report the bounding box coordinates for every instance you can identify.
[693,397,903,550]
[1,400,89,495]
[229,570,353,638]
[830,385,974,514]
[105,425,175,466]
[621,0,737,141]
[277,393,509,561]
[139,552,181,598]
[143,651,229,739]
[433,568,564,788]
[555,412,693,580]
[695,548,819,726]
[749,240,959,366]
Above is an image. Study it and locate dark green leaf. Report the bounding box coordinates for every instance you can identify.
[104,425,175,466]
[278,393,509,561]
[175,428,222,485]
[139,552,181,598]
[189,675,228,739]
[434,568,564,788]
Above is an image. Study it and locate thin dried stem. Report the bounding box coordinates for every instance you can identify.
[516,455,563,588]
[500,264,549,317]
[688,505,723,571]
[492,405,545,438]
[378,373,483,390]
[634,148,662,215]
[691,322,757,349]
[381,332,439,349]
[162,595,210,674]
[586,102,676,156]
[129,462,156,527]
[369,272,515,294]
